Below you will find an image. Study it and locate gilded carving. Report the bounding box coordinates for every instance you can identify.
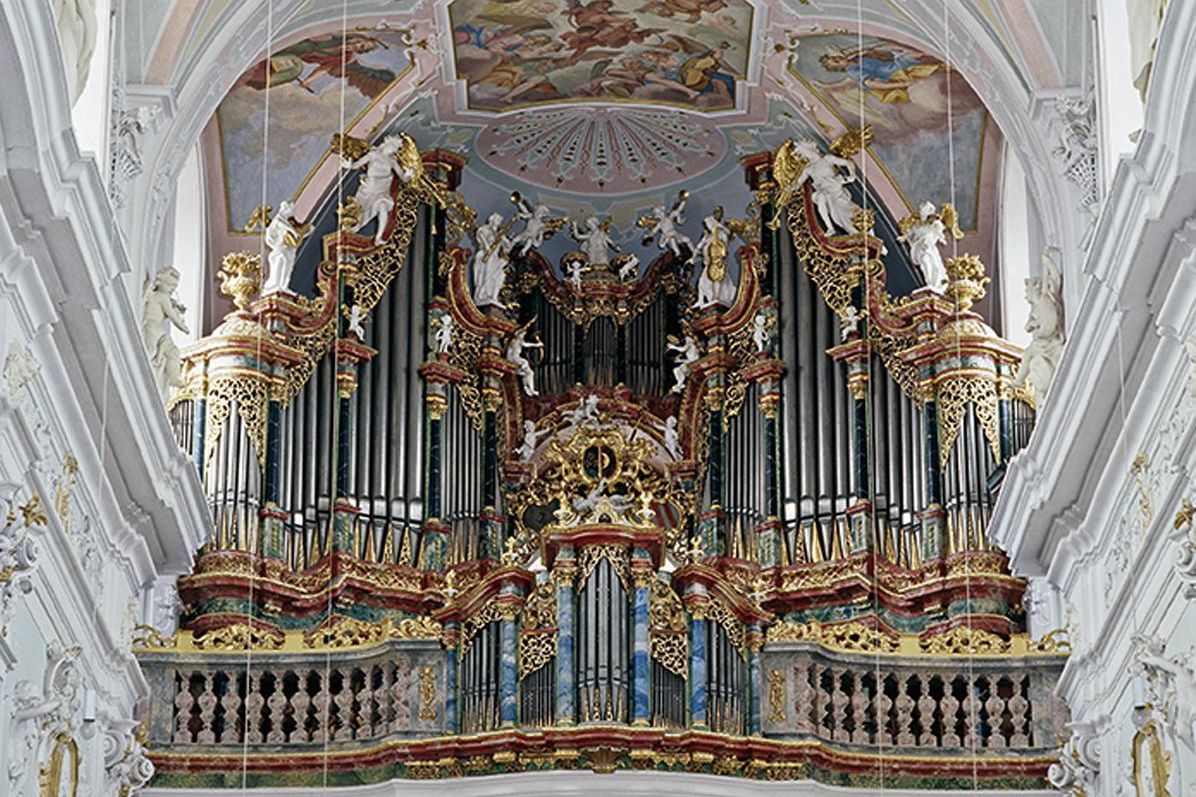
[193,623,285,652]
[649,578,688,678]
[418,666,437,721]
[1131,718,1173,797]
[919,626,1009,656]
[767,668,786,724]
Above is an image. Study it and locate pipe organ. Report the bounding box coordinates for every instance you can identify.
[144,130,1065,790]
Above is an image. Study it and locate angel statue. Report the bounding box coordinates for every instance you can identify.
[663,415,682,459]
[516,420,550,462]
[1015,249,1065,401]
[341,135,406,245]
[506,325,544,396]
[563,393,601,429]
[667,333,701,393]
[692,207,739,309]
[432,313,454,355]
[898,201,964,291]
[510,193,565,254]
[345,304,367,339]
[571,216,617,268]
[141,267,189,400]
[1133,634,1196,749]
[262,200,311,294]
[751,309,773,353]
[638,191,692,257]
[472,212,512,309]
[567,259,588,291]
[789,138,860,235]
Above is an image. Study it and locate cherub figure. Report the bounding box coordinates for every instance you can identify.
[1015,250,1065,401]
[432,313,454,355]
[510,193,564,254]
[791,138,860,235]
[516,419,550,462]
[342,135,408,245]
[472,212,512,308]
[751,309,772,353]
[571,216,617,267]
[898,201,963,291]
[667,333,701,393]
[345,304,366,339]
[506,327,544,396]
[563,393,601,428]
[618,254,641,282]
[839,305,861,341]
[638,191,692,257]
[141,267,189,400]
[567,258,588,291]
[663,415,682,459]
[262,201,311,294]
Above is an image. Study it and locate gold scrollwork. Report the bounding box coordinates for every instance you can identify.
[919,626,1009,656]
[578,544,632,592]
[649,578,688,678]
[519,582,558,679]
[38,732,78,797]
[193,622,285,652]
[1131,717,1173,797]
[935,376,1001,467]
[203,374,271,469]
[460,602,505,655]
[767,669,786,724]
[418,666,438,721]
[707,595,746,657]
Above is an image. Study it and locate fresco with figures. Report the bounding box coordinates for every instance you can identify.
[789,34,987,229]
[218,26,417,230]
[448,0,753,112]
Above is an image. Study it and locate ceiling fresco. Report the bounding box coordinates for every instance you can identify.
[446,0,754,113]
[787,34,988,229]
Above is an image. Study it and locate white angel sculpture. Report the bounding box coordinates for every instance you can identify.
[433,313,455,355]
[1015,250,1065,401]
[567,259,587,291]
[506,327,544,396]
[343,135,408,245]
[618,254,640,282]
[472,213,512,309]
[141,267,189,400]
[639,191,692,257]
[563,394,601,428]
[791,139,860,235]
[692,208,738,309]
[663,416,682,459]
[517,420,550,462]
[1133,634,1196,749]
[571,217,617,268]
[345,304,366,339]
[667,334,701,394]
[262,201,310,295]
[839,305,861,341]
[898,201,963,291]
[751,310,771,353]
[510,194,563,254]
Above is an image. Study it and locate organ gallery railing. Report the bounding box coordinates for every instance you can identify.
[146,130,1053,790]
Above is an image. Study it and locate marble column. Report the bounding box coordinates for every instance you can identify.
[259,399,285,560]
[443,621,461,734]
[746,625,762,735]
[554,549,577,725]
[689,601,709,728]
[631,551,653,725]
[498,601,519,727]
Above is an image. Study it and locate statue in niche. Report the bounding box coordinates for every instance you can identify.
[667,333,701,393]
[141,267,189,400]
[510,193,565,254]
[517,420,550,462]
[1015,249,1065,401]
[571,216,618,268]
[1133,634,1196,750]
[262,201,311,295]
[472,212,512,309]
[638,191,692,257]
[506,326,544,396]
[898,201,963,292]
[341,134,408,245]
[54,0,97,103]
[692,207,739,309]
[663,415,682,459]
[432,313,455,355]
[790,138,860,235]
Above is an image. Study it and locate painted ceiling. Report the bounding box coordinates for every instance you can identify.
[196,1,1008,271]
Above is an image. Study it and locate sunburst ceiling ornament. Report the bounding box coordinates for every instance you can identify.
[476,108,726,194]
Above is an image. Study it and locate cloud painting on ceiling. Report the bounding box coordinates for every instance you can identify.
[217,27,415,230]
[789,34,987,229]
[447,0,753,113]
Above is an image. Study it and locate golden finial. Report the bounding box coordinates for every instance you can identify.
[687,535,705,563]
[502,536,520,567]
[217,252,262,311]
[943,254,989,312]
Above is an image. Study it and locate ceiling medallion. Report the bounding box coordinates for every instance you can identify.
[476,108,726,194]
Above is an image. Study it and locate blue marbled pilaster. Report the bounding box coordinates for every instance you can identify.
[632,582,650,724]
[499,613,518,726]
[746,626,761,735]
[690,616,708,727]
[555,580,575,724]
[445,623,460,734]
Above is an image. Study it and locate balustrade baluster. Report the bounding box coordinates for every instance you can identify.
[940,678,961,747]
[333,668,355,740]
[850,673,870,744]
[895,676,916,746]
[793,661,816,733]
[917,676,938,746]
[292,674,313,743]
[245,673,265,744]
[1008,686,1030,747]
[222,673,243,744]
[830,668,849,743]
[174,671,197,743]
[267,674,288,743]
[985,686,1007,748]
[196,671,218,744]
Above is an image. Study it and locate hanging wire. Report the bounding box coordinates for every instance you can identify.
[240,0,274,786]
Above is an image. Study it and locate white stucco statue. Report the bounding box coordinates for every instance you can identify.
[262,201,309,295]
[54,0,97,104]
[345,304,366,339]
[791,139,860,235]
[1015,250,1065,401]
[343,135,406,245]
[472,212,512,309]
[567,259,587,291]
[1134,634,1196,749]
[433,313,454,355]
[563,394,601,429]
[692,208,738,309]
[141,267,189,400]
[639,192,692,257]
[517,420,550,462]
[511,194,563,254]
[506,327,544,396]
[571,216,617,268]
[898,201,956,291]
[663,416,682,459]
[618,254,640,282]
[667,334,701,394]
[839,305,860,341]
[752,310,772,353]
